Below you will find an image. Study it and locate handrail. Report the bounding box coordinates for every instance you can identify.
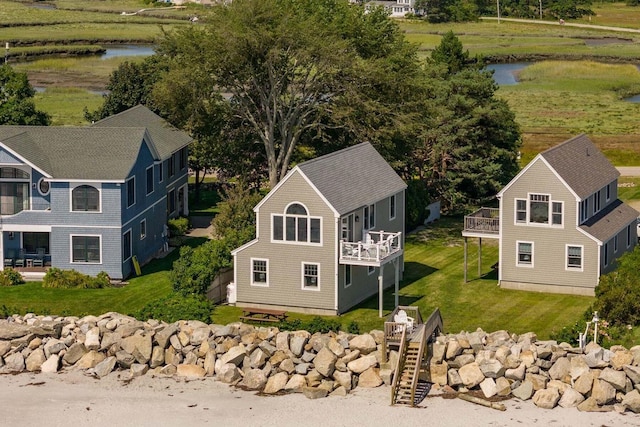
[410,325,427,406]
[390,324,407,405]
[423,308,444,341]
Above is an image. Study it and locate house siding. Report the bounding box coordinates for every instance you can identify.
[235,171,337,312]
[50,226,122,278]
[500,159,600,293]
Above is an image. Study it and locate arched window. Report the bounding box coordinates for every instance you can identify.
[272,202,321,244]
[72,185,100,211]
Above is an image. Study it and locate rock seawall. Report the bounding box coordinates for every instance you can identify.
[1,313,639,413]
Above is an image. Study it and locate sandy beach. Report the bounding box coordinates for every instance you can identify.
[1,371,638,427]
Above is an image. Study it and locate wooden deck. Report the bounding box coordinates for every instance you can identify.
[462,207,500,238]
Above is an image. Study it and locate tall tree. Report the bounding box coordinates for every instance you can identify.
[407,32,521,212]
[0,65,50,125]
[157,0,417,188]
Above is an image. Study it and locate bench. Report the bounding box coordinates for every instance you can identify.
[240,307,288,323]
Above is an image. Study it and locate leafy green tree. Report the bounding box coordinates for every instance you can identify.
[84,56,167,122]
[407,32,520,212]
[594,246,640,327]
[157,0,418,188]
[0,65,50,125]
[210,183,262,240]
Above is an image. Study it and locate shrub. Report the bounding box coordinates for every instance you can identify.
[405,179,430,231]
[168,217,190,236]
[276,316,342,333]
[0,268,24,286]
[43,268,110,289]
[347,320,361,335]
[134,294,214,323]
[594,246,640,327]
[210,183,262,239]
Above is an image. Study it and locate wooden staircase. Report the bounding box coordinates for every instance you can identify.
[390,308,444,407]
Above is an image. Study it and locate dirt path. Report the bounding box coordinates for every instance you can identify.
[481,17,640,34]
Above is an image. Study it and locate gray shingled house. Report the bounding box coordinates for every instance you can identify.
[0,105,191,280]
[232,142,407,316]
[464,134,638,295]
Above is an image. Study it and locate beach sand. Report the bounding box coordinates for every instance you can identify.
[1,371,639,427]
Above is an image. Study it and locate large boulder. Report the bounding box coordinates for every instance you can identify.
[217,363,241,383]
[574,371,595,395]
[358,367,383,388]
[302,386,328,399]
[121,333,153,364]
[622,389,640,413]
[349,334,377,355]
[176,364,206,378]
[591,379,616,405]
[558,387,585,408]
[241,369,268,390]
[92,356,117,378]
[480,377,498,399]
[220,345,246,366]
[549,357,571,381]
[623,365,640,385]
[512,381,534,401]
[533,388,560,409]
[84,327,101,351]
[599,367,627,391]
[458,362,484,388]
[3,352,25,373]
[314,347,337,377]
[347,354,377,374]
[284,374,307,392]
[40,354,60,373]
[570,356,590,380]
[63,343,87,365]
[25,348,46,372]
[610,350,634,370]
[263,372,288,394]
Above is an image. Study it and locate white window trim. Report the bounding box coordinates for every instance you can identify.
[140,219,147,240]
[516,240,534,268]
[37,177,50,196]
[363,204,376,231]
[126,176,136,208]
[514,198,526,224]
[565,244,584,272]
[270,202,323,246]
[250,258,269,287]
[389,194,396,221]
[69,183,102,213]
[301,262,320,291]
[344,264,352,288]
[145,165,154,196]
[551,200,564,228]
[123,228,132,262]
[70,234,102,265]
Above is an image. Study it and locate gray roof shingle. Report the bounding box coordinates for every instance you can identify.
[579,199,639,243]
[297,142,406,215]
[541,134,619,199]
[0,106,191,181]
[92,105,192,159]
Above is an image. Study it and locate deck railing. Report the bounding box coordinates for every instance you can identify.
[463,207,499,234]
[340,231,402,263]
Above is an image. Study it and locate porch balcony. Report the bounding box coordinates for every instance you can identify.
[339,230,403,267]
[462,207,500,239]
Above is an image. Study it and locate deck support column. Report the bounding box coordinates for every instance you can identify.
[394,259,399,308]
[378,264,385,318]
[478,237,482,277]
[464,237,468,283]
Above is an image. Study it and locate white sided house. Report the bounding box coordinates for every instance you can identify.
[463,134,638,296]
[232,142,407,316]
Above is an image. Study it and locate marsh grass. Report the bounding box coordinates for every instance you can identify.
[34,87,103,126]
[0,23,179,43]
[576,2,640,28]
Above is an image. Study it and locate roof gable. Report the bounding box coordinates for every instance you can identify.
[541,134,618,199]
[297,142,406,215]
[92,105,192,159]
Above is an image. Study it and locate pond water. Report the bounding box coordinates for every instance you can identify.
[486,63,531,86]
[626,94,640,103]
[100,45,155,60]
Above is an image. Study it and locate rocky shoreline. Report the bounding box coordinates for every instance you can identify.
[1,312,639,414]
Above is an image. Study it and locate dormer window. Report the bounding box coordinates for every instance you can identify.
[272,202,321,244]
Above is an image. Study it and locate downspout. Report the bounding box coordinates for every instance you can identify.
[334,215,339,314]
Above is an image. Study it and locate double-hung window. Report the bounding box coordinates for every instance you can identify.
[251,259,269,286]
[146,166,154,195]
[302,262,319,290]
[517,241,533,267]
[72,235,101,263]
[566,245,582,270]
[72,185,99,212]
[364,204,375,230]
[515,199,526,223]
[126,176,135,208]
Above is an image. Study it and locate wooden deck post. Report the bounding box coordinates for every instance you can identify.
[464,236,468,283]
[394,258,399,308]
[478,237,482,277]
[378,264,385,318]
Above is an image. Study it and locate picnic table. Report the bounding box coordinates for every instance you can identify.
[239,307,288,323]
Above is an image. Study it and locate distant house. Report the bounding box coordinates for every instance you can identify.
[232,142,407,316]
[366,0,418,17]
[463,134,638,295]
[0,105,191,280]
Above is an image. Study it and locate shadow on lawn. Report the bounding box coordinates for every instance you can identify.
[139,237,208,275]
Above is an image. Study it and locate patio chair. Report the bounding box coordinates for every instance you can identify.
[33,247,45,268]
[14,249,25,268]
[4,248,15,267]
[393,309,414,334]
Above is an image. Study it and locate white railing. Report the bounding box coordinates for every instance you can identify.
[340,231,402,263]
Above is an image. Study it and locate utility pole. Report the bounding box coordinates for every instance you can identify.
[496,0,500,24]
[4,42,8,64]
[539,0,543,19]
